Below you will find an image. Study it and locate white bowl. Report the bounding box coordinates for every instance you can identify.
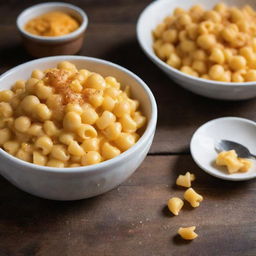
[190,117,256,181]
[0,56,157,200]
[137,0,256,100]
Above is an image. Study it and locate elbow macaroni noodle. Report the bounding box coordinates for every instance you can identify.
[153,3,256,82]
[0,61,146,167]
[184,188,203,208]
[176,172,196,188]
[216,150,252,174]
[178,226,198,240]
[167,197,184,216]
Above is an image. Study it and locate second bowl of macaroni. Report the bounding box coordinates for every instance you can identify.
[137,0,256,100]
[0,56,157,200]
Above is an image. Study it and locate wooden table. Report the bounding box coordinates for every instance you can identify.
[0,1,256,255]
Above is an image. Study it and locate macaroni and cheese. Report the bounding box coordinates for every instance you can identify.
[216,150,252,173]
[153,3,256,82]
[0,61,146,167]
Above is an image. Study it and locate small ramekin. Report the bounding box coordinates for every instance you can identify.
[16,2,88,57]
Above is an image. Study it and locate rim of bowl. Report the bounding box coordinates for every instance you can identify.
[190,116,256,181]
[136,0,256,87]
[16,2,88,43]
[0,55,158,174]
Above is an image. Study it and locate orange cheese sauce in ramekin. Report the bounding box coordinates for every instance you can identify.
[25,11,80,37]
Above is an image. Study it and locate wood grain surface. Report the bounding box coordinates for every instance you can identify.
[0,1,256,256]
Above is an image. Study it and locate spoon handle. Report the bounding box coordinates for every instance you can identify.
[250,153,256,159]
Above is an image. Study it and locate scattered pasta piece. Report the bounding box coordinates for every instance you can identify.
[184,188,203,208]
[170,174,203,240]
[167,197,184,216]
[176,172,196,188]
[216,150,252,174]
[178,226,198,240]
[239,158,253,173]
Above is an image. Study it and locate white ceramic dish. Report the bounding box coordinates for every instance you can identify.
[17,2,88,57]
[137,0,256,100]
[0,56,157,200]
[190,117,256,181]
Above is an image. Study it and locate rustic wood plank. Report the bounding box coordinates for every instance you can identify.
[0,155,255,256]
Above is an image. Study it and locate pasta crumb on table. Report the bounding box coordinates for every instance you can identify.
[184,188,203,208]
[178,226,198,240]
[153,3,256,82]
[0,61,146,167]
[167,197,184,216]
[176,171,195,188]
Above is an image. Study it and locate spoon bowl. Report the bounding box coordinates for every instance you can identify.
[215,140,256,159]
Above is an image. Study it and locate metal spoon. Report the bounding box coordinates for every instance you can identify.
[215,140,256,159]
